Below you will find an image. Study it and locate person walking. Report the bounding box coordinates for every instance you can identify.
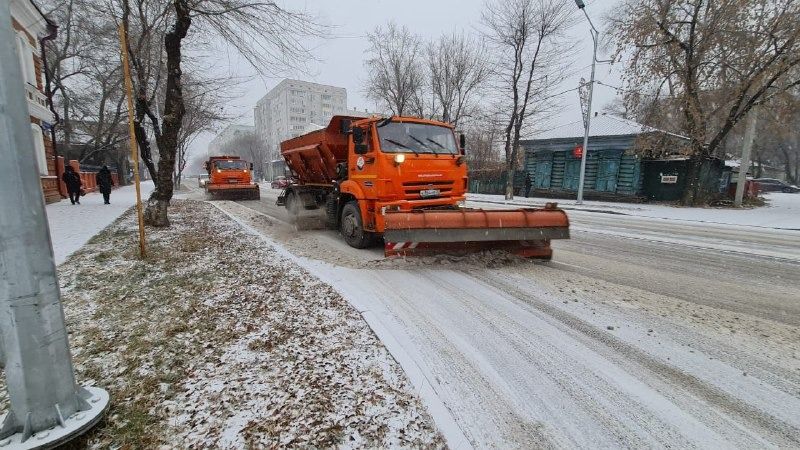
[62,165,82,205]
[96,165,114,204]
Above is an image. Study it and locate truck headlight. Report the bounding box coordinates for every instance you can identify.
[394,154,405,165]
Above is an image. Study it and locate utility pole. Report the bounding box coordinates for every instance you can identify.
[0,3,109,447]
[734,108,758,207]
[574,0,601,205]
[119,24,147,257]
[576,40,596,205]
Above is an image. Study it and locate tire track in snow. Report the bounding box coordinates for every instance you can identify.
[413,270,726,448]
[468,269,800,448]
[361,271,555,449]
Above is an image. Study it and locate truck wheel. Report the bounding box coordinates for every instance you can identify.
[324,196,338,230]
[285,191,299,221]
[340,201,373,248]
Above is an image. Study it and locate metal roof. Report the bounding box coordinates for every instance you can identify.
[533,114,685,141]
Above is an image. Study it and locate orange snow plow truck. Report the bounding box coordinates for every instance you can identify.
[204,155,260,200]
[278,116,569,259]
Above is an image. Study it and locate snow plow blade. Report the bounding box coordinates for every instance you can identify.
[383,203,569,259]
[207,184,260,200]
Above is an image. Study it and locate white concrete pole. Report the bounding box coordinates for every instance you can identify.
[576,33,596,205]
[734,109,758,207]
[0,3,109,447]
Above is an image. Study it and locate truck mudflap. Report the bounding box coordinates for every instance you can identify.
[382,204,569,259]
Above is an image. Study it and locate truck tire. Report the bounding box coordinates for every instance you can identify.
[340,201,373,249]
[324,195,338,230]
[285,191,300,221]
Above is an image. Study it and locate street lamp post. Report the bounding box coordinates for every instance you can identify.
[575,0,599,205]
[0,2,109,447]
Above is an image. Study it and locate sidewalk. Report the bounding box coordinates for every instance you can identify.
[46,181,154,264]
[467,192,800,230]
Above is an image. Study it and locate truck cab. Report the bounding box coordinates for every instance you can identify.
[203,155,260,200]
[342,117,468,233]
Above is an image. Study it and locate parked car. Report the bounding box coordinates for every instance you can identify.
[753,178,799,193]
[198,174,209,188]
[270,176,289,189]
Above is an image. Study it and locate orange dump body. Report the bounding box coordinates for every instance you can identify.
[279,116,570,259]
[205,155,260,200]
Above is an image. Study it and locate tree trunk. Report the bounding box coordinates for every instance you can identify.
[505,166,514,200]
[503,131,514,200]
[680,136,718,206]
[754,151,762,178]
[143,197,169,227]
[133,116,158,183]
[780,146,796,184]
[143,0,191,227]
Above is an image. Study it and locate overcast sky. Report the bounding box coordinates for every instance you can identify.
[189,0,622,161]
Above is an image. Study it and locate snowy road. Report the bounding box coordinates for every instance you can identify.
[200,186,800,448]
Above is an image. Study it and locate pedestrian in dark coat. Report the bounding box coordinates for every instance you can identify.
[62,166,82,205]
[96,165,114,204]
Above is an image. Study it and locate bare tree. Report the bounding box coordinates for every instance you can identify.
[174,80,226,189]
[462,110,504,172]
[427,32,490,127]
[118,0,324,226]
[218,132,267,180]
[609,0,800,205]
[41,0,130,172]
[755,90,800,183]
[364,22,424,116]
[482,0,574,199]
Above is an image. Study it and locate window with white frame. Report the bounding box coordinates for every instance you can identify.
[15,33,37,87]
[31,123,48,175]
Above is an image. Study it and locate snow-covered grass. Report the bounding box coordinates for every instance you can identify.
[468,192,800,230]
[0,200,443,449]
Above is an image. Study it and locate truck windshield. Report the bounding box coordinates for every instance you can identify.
[214,160,247,170]
[377,122,458,155]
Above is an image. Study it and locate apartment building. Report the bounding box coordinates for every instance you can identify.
[254,80,349,163]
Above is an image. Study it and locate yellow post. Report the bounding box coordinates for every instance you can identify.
[118,24,147,258]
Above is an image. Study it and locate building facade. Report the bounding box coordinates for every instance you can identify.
[208,124,256,155]
[253,80,349,165]
[521,114,694,201]
[11,0,60,202]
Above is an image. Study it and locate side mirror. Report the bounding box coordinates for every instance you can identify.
[459,133,466,155]
[354,143,369,155]
[204,161,209,171]
[353,127,365,144]
[250,163,254,170]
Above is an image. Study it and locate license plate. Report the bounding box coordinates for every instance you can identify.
[420,189,440,198]
[228,179,238,184]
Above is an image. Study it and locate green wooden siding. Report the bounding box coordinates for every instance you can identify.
[616,154,642,195]
[523,144,643,197]
[563,160,581,190]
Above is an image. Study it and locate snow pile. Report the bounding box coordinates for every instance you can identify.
[468,192,800,230]
[2,200,443,448]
